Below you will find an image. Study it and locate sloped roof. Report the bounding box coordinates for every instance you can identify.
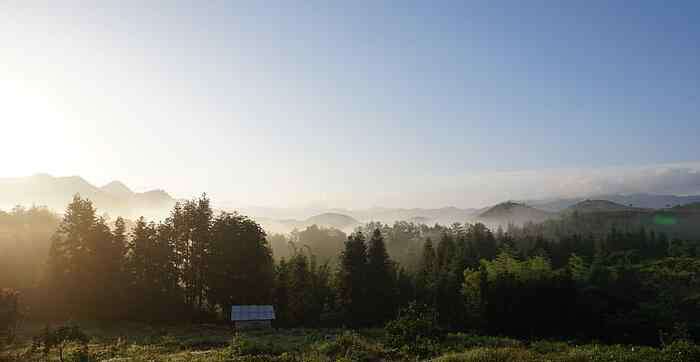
[231,305,275,321]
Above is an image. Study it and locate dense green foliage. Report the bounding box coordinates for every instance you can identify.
[1,194,699,355]
[385,302,443,357]
[2,323,699,361]
[37,194,274,321]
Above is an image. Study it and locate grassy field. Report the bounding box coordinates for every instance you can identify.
[1,322,699,361]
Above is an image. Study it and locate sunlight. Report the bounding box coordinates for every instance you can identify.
[0,78,70,176]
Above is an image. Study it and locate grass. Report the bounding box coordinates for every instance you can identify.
[1,322,698,361]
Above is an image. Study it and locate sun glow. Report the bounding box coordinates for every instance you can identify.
[0,77,75,177]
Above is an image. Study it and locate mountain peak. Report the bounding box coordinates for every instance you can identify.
[0,174,175,218]
[479,201,552,224]
[101,181,134,196]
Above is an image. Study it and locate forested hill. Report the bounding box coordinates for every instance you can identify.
[477,201,554,224]
[526,193,700,212]
[564,199,643,213]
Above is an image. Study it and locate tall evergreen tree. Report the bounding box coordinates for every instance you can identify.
[417,238,437,305]
[366,229,397,323]
[46,195,117,318]
[337,232,368,327]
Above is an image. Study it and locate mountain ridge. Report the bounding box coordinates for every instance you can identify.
[0,174,175,218]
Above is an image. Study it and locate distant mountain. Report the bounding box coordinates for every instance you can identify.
[478,201,554,225]
[564,199,645,213]
[343,206,477,225]
[601,193,700,209]
[238,205,478,230]
[671,202,700,212]
[100,180,133,197]
[407,216,431,224]
[526,193,700,212]
[304,213,359,229]
[255,212,360,234]
[0,174,176,218]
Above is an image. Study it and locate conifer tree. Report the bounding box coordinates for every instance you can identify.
[337,232,368,327]
[366,229,397,323]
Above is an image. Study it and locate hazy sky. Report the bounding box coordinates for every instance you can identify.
[1,2,699,208]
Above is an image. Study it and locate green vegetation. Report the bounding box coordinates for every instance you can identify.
[1,194,699,360]
[2,323,699,361]
[0,289,19,344]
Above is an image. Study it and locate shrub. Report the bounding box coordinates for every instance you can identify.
[557,344,663,362]
[444,333,522,350]
[662,340,700,362]
[385,302,444,357]
[312,331,388,362]
[179,335,228,350]
[530,340,570,354]
[432,347,537,362]
[31,324,89,362]
[65,346,90,362]
[229,333,283,356]
[0,289,19,344]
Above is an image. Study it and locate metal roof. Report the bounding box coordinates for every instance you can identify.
[231,305,275,321]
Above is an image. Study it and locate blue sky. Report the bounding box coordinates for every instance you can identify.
[1,1,699,208]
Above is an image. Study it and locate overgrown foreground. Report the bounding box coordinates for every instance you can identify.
[1,323,699,362]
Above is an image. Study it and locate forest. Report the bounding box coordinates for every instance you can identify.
[1,194,699,361]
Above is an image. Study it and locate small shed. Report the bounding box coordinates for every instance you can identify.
[231,305,275,329]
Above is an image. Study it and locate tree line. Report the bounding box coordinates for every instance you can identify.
[42,194,273,320]
[1,194,699,346]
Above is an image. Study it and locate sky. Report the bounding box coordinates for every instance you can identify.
[1,1,699,208]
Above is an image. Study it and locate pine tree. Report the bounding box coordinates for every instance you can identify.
[417,238,437,305]
[366,229,397,324]
[126,217,156,318]
[337,232,368,327]
[436,233,455,272]
[111,217,129,317]
[46,195,114,318]
[273,258,291,326]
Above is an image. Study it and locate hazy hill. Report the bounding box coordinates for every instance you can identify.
[670,202,700,212]
[303,212,359,229]
[0,173,175,218]
[564,199,645,213]
[240,205,478,227]
[343,206,477,225]
[100,180,134,197]
[526,193,700,212]
[478,201,554,225]
[258,212,360,234]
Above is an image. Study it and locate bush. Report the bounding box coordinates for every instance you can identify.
[229,333,283,356]
[385,302,444,357]
[31,324,89,362]
[65,346,90,362]
[179,335,228,350]
[0,289,19,344]
[445,333,522,350]
[432,347,537,362]
[662,340,700,362]
[312,331,389,362]
[530,340,570,354]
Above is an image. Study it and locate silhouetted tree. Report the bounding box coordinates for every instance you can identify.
[337,232,368,327]
[366,229,397,324]
[206,212,274,315]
